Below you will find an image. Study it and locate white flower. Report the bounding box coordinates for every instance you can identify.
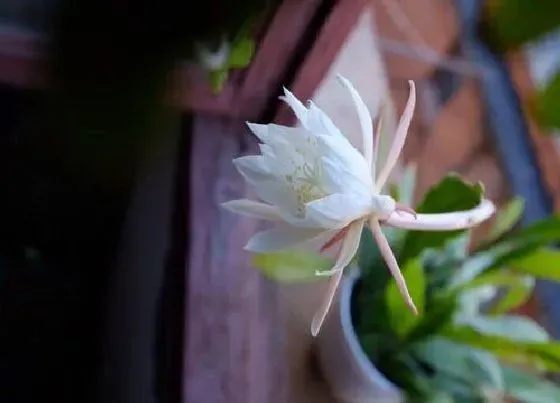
[222,75,496,336]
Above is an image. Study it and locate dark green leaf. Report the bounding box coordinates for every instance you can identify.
[537,70,560,131]
[484,196,525,243]
[456,315,549,343]
[480,0,560,50]
[413,337,504,391]
[510,248,560,281]
[473,271,534,314]
[442,325,560,371]
[405,293,457,344]
[400,175,484,263]
[209,68,229,94]
[502,365,560,403]
[251,250,332,283]
[423,391,456,403]
[228,37,255,68]
[500,214,560,248]
[449,243,516,289]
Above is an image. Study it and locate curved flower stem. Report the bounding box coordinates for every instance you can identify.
[384,199,495,231]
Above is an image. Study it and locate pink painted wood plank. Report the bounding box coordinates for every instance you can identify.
[275,0,368,126]
[0,28,44,88]
[235,0,323,119]
[183,115,287,403]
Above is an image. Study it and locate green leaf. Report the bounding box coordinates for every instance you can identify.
[502,214,560,248]
[480,0,560,51]
[228,37,255,68]
[400,175,484,263]
[537,70,560,131]
[413,337,504,390]
[385,259,425,337]
[209,68,229,94]
[457,286,498,316]
[423,392,455,403]
[456,315,549,343]
[450,220,560,288]
[424,233,471,292]
[469,271,535,314]
[252,251,332,283]
[442,325,560,371]
[502,365,560,403]
[511,248,560,281]
[484,197,525,243]
[449,242,516,289]
[406,293,457,343]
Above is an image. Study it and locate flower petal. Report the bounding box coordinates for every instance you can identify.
[383,199,496,231]
[371,110,384,180]
[305,193,372,229]
[221,199,282,221]
[246,122,269,143]
[279,87,308,125]
[306,101,343,137]
[233,155,272,183]
[370,218,417,314]
[321,156,373,196]
[311,219,364,336]
[259,143,275,157]
[244,227,326,253]
[337,75,375,167]
[316,132,372,188]
[375,80,416,191]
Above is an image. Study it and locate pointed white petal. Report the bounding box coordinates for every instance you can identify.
[371,111,383,180]
[375,80,416,191]
[306,193,371,229]
[370,218,417,314]
[321,156,373,196]
[259,143,275,157]
[317,133,372,188]
[244,227,325,253]
[311,219,364,336]
[306,101,343,136]
[221,199,282,221]
[233,155,272,183]
[246,122,269,143]
[253,181,301,217]
[279,87,308,125]
[383,199,496,231]
[337,75,375,167]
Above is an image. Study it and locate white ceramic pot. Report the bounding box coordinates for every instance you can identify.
[317,268,403,403]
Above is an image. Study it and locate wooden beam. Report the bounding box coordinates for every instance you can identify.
[275,0,368,125]
[0,27,45,88]
[183,116,287,403]
[0,0,323,120]
[506,51,560,211]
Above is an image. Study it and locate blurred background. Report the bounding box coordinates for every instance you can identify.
[0,0,560,402]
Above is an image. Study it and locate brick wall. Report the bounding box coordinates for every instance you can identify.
[370,1,544,318]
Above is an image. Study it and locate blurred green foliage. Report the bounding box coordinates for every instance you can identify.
[354,172,560,402]
[481,0,560,134]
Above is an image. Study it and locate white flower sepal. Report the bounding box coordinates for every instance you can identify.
[222,75,496,336]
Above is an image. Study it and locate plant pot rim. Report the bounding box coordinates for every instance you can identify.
[337,267,401,392]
